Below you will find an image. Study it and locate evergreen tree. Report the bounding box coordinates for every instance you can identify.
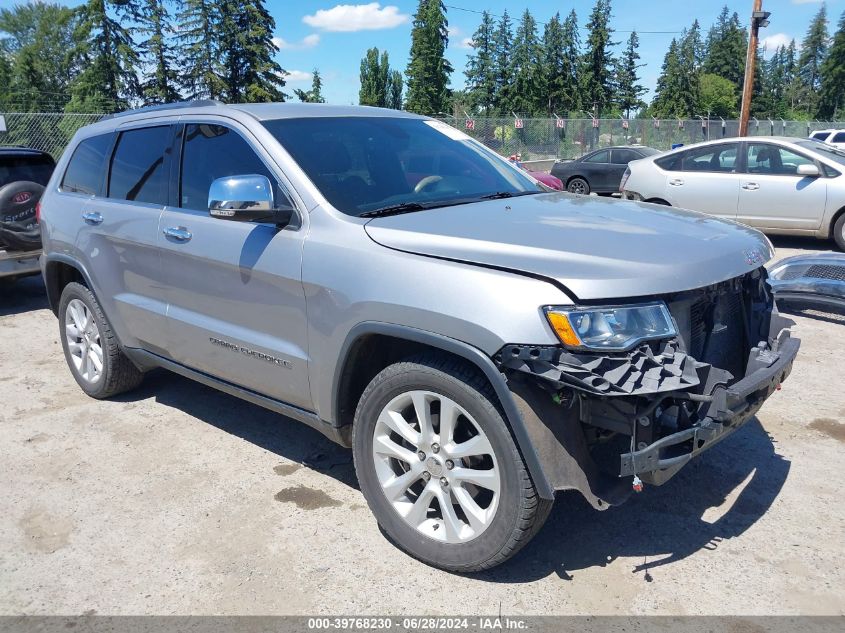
[795,3,829,116]
[359,47,387,107]
[389,70,403,110]
[176,0,225,100]
[560,10,581,115]
[615,31,646,118]
[819,11,845,119]
[218,0,286,103]
[677,20,703,115]
[66,0,139,112]
[580,0,615,116]
[542,13,564,115]
[294,68,325,103]
[464,10,496,115]
[651,39,687,117]
[509,9,543,115]
[702,6,747,86]
[405,0,452,114]
[491,9,513,115]
[138,0,180,105]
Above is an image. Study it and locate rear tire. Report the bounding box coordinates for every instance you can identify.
[59,282,143,399]
[352,354,552,572]
[567,177,590,195]
[833,213,845,251]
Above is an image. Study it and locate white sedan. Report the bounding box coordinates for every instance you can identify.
[621,136,845,250]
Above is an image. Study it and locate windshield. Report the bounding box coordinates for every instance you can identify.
[796,140,845,167]
[262,116,543,216]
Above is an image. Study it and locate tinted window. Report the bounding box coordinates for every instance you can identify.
[108,126,170,204]
[61,134,111,195]
[611,149,640,165]
[0,153,55,188]
[812,132,830,141]
[655,152,682,171]
[180,124,283,210]
[678,144,738,172]
[262,117,541,216]
[832,132,845,143]
[747,143,814,175]
[584,150,610,163]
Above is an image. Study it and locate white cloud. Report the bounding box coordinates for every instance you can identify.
[457,37,474,50]
[285,70,313,82]
[761,33,793,51]
[448,25,461,37]
[273,34,320,50]
[302,3,409,32]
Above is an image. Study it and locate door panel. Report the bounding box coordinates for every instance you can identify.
[737,143,827,230]
[664,143,741,219]
[74,126,171,353]
[159,122,311,410]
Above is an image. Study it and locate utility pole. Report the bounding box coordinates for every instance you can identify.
[739,0,771,136]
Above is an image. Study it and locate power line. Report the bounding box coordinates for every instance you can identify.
[444,4,683,35]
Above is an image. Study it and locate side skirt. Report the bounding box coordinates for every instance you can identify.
[123,348,350,447]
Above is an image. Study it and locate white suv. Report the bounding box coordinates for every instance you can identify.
[809,129,845,149]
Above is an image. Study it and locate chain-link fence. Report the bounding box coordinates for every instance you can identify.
[436,116,845,161]
[0,112,105,159]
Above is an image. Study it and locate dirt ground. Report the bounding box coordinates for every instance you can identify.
[0,236,843,616]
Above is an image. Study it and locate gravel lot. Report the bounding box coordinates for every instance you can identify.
[1,236,843,616]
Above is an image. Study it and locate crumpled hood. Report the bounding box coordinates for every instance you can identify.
[364,192,773,300]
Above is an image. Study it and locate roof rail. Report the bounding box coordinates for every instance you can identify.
[106,100,224,119]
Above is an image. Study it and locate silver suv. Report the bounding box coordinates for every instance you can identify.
[40,102,799,572]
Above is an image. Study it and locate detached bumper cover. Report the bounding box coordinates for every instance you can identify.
[620,334,799,484]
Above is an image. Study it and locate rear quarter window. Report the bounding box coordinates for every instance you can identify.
[654,153,681,171]
[0,154,55,188]
[61,133,113,195]
[832,132,845,143]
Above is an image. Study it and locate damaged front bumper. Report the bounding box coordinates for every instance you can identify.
[496,273,800,506]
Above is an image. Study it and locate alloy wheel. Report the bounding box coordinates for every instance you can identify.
[64,298,103,384]
[371,390,501,543]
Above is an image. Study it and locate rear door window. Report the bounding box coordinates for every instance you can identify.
[678,144,738,173]
[583,150,610,163]
[61,134,112,195]
[107,126,171,205]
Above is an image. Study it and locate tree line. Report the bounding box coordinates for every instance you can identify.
[460,1,845,121]
[0,0,324,113]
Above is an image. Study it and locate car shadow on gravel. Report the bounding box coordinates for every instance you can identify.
[475,418,790,584]
[0,275,49,316]
[115,369,359,488]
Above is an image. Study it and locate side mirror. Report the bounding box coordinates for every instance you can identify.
[796,164,820,177]
[208,175,294,225]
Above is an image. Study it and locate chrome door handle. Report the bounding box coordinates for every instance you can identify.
[82,211,103,225]
[163,226,192,242]
[742,182,760,191]
[669,178,684,186]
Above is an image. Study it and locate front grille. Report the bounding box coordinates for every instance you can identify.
[780,263,845,281]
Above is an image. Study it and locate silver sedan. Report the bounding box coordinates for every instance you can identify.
[621,136,845,250]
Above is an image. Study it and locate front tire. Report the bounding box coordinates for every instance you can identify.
[833,213,845,251]
[567,177,590,195]
[352,354,551,572]
[59,282,143,398]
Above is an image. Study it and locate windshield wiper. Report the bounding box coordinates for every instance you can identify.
[478,190,542,200]
[359,202,429,218]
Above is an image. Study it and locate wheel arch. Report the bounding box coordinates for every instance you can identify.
[43,254,94,316]
[332,322,555,500]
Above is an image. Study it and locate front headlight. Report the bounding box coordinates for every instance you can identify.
[545,302,677,351]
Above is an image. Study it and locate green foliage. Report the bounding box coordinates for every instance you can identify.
[218,0,286,103]
[651,39,686,117]
[294,68,325,103]
[702,6,747,86]
[175,0,225,100]
[580,0,615,117]
[464,10,496,115]
[615,31,646,118]
[509,9,544,115]
[388,70,403,110]
[699,72,737,117]
[819,12,845,119]
[405,0,452,114]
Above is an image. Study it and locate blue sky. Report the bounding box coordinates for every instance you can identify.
[6,0,840,104]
